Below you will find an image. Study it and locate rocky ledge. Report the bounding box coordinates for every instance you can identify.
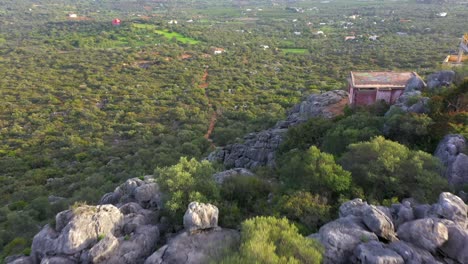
[310,192,468,264]
[6,178,239,264]
[208,90,349,169]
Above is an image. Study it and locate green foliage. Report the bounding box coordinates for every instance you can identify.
[279,118,334,154]
[340,136,449,203]
[155,157,219,219]
[278,146,351,199]
[220,176,271,214]
[221,216,323,264]
[321,113,384,156]
[385,111,435,151]
[277,191,331,233]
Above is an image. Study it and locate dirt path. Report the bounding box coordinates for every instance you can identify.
[199,69,217,143]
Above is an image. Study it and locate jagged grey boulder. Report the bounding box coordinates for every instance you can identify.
[339,198,370,218]
[391,201,415,227]
[438,219,468,264]
[385,91,430,116]
[100,176,162,209]
[404,75,426,92]
[88,235,119,263]
[5,256,33,264]
[39,257,75,264]
[432,192,467,229]
[183,202,219,233]
[212,168,254,184]
[362,206,397,241]
[426,70,455,90]
[208,90,348,169]
[313,216,379,264]
[31,204,123,262]
[397,218,448,252]
[388,241,441,264]
[352,241,404,264]
[144,229,240,264]
[435,134,468,186]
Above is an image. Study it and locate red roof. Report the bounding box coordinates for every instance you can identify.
[350,71,419,88]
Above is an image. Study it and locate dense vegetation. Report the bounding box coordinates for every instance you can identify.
[0,0,467,260]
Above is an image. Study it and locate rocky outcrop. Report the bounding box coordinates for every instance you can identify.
[426,70,455,90]
[212,168,254,184]
[183,202,219,233]
[435,134,468,186]
[99,176,162,210]
[310,192,468,264]
[10,177,163,264]
[208,90,349,169]
[385,91,430,116]
[144,229,240,264]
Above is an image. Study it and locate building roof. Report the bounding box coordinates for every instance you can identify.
[350,71,419,88]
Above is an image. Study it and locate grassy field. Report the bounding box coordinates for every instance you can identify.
[132,23,199,44]
[154,30,200,44]
[281,48,308,54]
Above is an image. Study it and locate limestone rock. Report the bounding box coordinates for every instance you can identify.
[212,168,254,184]
[39,257,75,264]
[207,90,348,169]
[388,241,441,264]
[314,216,379,264]
[352,241,404,264]
[426,70,455,90]
[362,205,397,241]
[385,91,430,116]
[434,134,468,186]
[339,198,370,218]
[404,75,426,92]
[5,256,33,264]
[30,204,123,263]
[144,229,240,264]
[183,202,219,233]
[432,192,467,229]
[438,219,468,264]
[99,176,162,209]
[88,235,119,263]
[391,201,415,227]
[397,218,448,252]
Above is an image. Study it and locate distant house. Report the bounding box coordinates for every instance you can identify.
[68,13,77,18]
[348,71,424,106]
[345,36,356,41]
[212,48,225,55]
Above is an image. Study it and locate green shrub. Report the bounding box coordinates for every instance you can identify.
[220,216,323,264]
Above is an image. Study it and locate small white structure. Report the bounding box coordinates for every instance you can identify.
[294,31,301,36]
[213,48,225,55]
[345,36,356,41]
[168,20,178,24]
[437,12,447,17]
[186,19,194,23]
[369,35,379,41]
[261,45,269,50]
[68,13,77,18]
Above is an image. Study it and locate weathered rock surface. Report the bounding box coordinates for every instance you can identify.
[362,206,397,241]
[208,90,349,169]
[13,177,164,264]
[310,192,467,264]
[212,168,254,184]
[435,134,468,186]
[312,216,379,264]
[426,70,455,90]
[397,218,448,252]
[183,202,219,233]
[352,241,404,264]
[99,176,162,210]
[404,75,426,92]
[144,229,240,264]
[387,91,430,115]
[388,241,441,264]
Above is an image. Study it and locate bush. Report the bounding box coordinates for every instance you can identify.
[277,191,331,233]
[220,216,323,264]
[340,136,449,203]
[155,157,219,219]
[278,146,351,199]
